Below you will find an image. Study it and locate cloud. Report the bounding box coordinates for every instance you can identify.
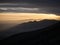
[0,2,60,15]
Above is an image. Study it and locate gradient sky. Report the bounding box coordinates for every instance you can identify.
[0,0,60,5]
[0,0,60,15]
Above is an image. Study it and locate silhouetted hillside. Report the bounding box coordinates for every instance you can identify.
[0,20,60,45]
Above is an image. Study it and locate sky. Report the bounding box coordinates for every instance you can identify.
[0,0,60,39]
[0,0,60,15]
[0,0,60,7]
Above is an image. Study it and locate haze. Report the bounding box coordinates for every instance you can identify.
[0,13,60,31]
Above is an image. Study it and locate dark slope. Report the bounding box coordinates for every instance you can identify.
[1,20,60,45]
[0,19,58,39]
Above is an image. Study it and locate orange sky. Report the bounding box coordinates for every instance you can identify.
[0,13,60,31]
[0,13,60,21]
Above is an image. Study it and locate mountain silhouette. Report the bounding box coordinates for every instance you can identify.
[0,19,60,45]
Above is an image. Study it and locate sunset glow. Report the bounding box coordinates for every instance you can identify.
[0,13,60,21]
[0,13,60,31]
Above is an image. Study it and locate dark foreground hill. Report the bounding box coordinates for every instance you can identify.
[0,20,60,45]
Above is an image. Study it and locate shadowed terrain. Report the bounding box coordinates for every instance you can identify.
[0,19,59,39]
[0,13,60,45]
[0,20,60,45]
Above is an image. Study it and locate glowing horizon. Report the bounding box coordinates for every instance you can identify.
[0,13,60,21]
[0,12,60,31]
